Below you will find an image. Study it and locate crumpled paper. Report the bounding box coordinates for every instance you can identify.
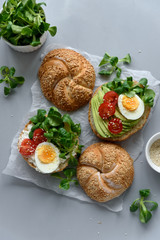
[3,44,160,212]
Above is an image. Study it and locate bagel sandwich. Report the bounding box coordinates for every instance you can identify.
[38,48,96,111]
[88,77,155,141]
[77,142,134,202]
[18,107,82,174]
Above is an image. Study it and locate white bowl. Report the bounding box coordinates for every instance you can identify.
[2,31,47,53]
[145,132,160,173]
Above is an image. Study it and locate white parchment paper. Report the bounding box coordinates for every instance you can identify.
[3,44,160,212]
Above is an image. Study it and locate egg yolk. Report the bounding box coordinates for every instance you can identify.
[37,145,56,164]
[122,95,139,111]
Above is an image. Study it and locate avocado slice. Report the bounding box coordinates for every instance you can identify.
[91,97,108,138]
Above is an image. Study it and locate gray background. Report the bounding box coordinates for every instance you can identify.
[0,0,160,239]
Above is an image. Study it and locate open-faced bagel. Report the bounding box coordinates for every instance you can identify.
[88,82,151,141]
[18,122,69,173]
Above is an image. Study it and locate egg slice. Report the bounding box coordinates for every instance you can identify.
[118,94,144,120]
[35,142,60,174]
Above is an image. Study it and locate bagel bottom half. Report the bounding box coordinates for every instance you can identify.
[77,142,134,202]
[18,121,69,173]
[88,84,151,141]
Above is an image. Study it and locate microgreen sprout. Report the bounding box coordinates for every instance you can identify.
[130,189,158,223]
[99,52,131,78]
[0,66,25,95]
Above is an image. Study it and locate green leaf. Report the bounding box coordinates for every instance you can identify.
[11,23,24,34]
[37,2,47,7]
[110,56,118,66]
[62,114,73,127]
[37,109,46,122]
[71,123,81,135]
[139,78,148,87]
[29,131,33,139]
[4,87,11,95]
[24,10,34,22]
[31,39,41,46]
[63,168,76,179]
[44,132,53,139]
[9,79,18,89]
[125,91,135,98]
[31,122,41,131]
[116,67,121,78]
[0,66,9,76]
[59,179,70,190]
[48,116,62,127]
[0,79,4,83]
[30,115,38,124]
[121,53,131,64]
[126,76,133,86]
[48,26,57,36]
[9,67,15,76]
[144,201,158,211]
[48,107,61,118]
[150,202,158,211]
[13,76,25,84]
[139,204,152,223]
[41,117,50,131]
[143,89,155,98]
[68,156,78,167]
[139,189,150,198]
[133,86,144,94]
[130,199,139,212]
[99,69,113,75]
[59,153,66,159]
[99,52,111,66]
[40,22,50,32]
[21,27,32,37]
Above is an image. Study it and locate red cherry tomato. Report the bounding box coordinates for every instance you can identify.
[108,118,123,134]
[32,128,47,145]
[19,139,37,156]
[98,102,115,119]
[103,91,119,106]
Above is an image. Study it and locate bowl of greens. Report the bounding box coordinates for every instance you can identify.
[0,0,57,53]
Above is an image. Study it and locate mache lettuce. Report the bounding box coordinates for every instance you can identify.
[29,107,83,190]
[0,0,57,46]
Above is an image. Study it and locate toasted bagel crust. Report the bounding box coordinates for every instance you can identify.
[18,122,69,173]
[88,82,151,141]
[77,142,134,202]
[38,48,96,111]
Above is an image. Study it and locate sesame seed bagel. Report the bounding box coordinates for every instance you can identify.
[88,82,151,141]
[18,121,69,173]
[38,48,96,111]
[77,142,134,202]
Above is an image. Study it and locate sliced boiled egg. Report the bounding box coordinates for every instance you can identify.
[35,142,60,174]
[118,94,144,120]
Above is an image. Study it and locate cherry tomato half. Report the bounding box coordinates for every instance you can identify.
[98,102,115,119]
[103,91,119,106]
[33,128,47,145]
[19,139,37,156]
[108,118,123,134]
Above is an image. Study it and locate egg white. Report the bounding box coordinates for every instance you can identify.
[35,142,60,174]
[118,94,144,120]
